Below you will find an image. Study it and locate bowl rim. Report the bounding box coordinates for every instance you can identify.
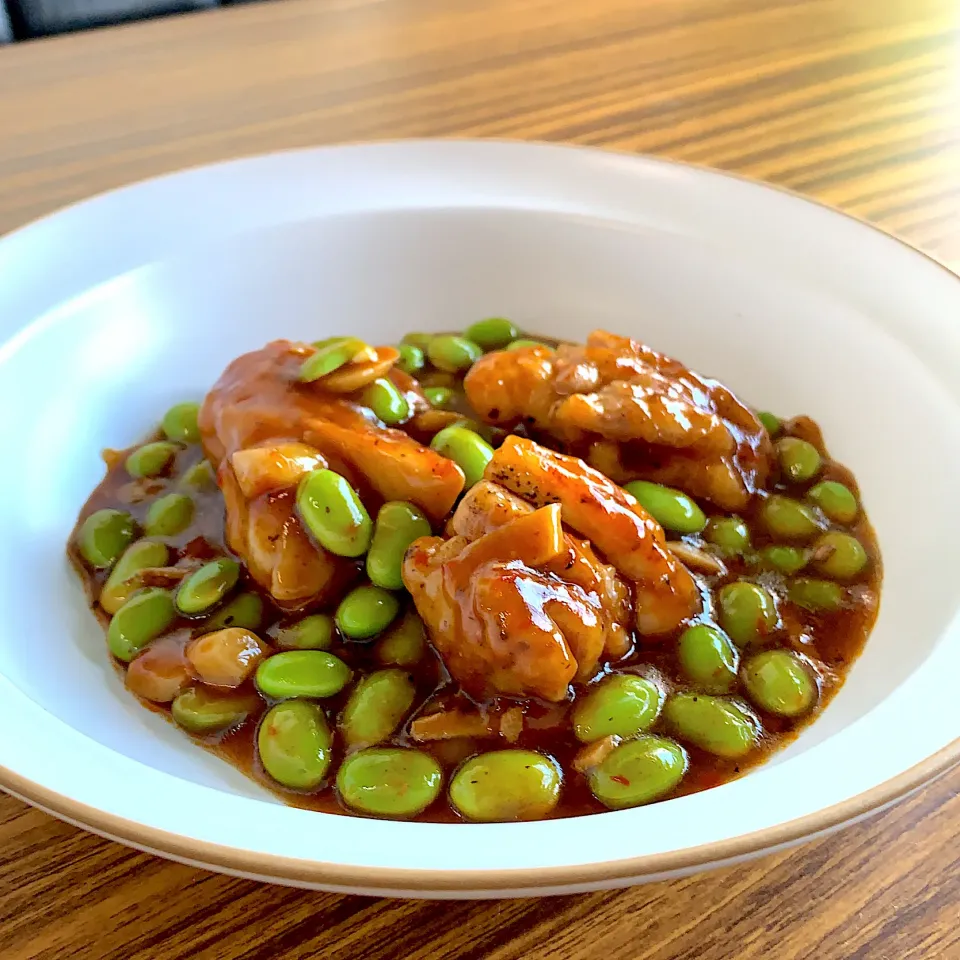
[1,138,958,893]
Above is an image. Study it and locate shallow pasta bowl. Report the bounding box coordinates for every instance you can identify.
[0,140,958,898]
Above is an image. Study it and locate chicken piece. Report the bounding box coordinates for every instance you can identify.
[403,506,607,702]
[230,442,327,499]
[449,480,632,661]
[464,329,770,510]
[485,436,700,635]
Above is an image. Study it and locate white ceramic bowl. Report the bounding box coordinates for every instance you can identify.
[0,141,958,898]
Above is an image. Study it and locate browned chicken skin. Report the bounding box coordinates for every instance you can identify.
[199,340,465,607]
[464,329,771,510]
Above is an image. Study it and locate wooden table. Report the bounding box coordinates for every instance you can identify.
[1,0,959,956]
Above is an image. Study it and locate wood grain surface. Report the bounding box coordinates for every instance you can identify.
[1,0,959,957]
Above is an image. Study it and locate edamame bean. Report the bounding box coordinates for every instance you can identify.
[207,592,264,630]
[161,402,201,443]
[703,516,750,556]
[125,441,178,478]
[449,751,562,822]
[172,688,260,735]
[757,411,782,437]
[337,749,442,818]
[677,624,739,693]
[180,459,216,490]
[367,502,432,590]
[588,736,688,809]
[788,577,844,612]
[776,437,822,483]
[401,333,435,351]
[77,508,137,568]
[339,669,416,747]
[396,344,425,375]
[717,581,778,647]
[663,694,761,758]
[258,700,333,789]
[759,545,809,575]
[270,614,334,650]
[375,610,427,667]
[430,425,494,488]
[145,493,195,537]
[336,584,400,639]
[465,317,519,350]
[742,650,818,717]
[255,650,352,699]
[806,481,858,524]
[426,335,483,372]
[296,469,372,558]
[760,495,824,540]
[298,337,368,382]
[312,336,349,349]
[505,339,547,351]
[107,588,176,662]
[176,557,240,615]
[100,539,170,614]
[624,481,706,534]
[423,386,454,408]
[572,674,663,742]
[360,378,410,425]
[812,531,868,579]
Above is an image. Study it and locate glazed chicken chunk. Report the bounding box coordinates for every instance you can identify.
[199,340,464,607]
[464,329,771,510]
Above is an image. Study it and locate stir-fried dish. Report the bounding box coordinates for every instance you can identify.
[69,321,880,822]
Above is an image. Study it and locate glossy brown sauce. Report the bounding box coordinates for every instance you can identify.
[69,336,881,822]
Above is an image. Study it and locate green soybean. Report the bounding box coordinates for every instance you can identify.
[742,650,818,717]
[703,516,750,556]
[400,332,435,351]
[777,437,822,483]
[77,508,137,569]
[717,581,778,647]
[789,577,844,612]
[423,386,454,408]
[312,336,350,349]
[360,378,411,426]
[466,317,519,350]
[427,335,483,372]
[172,688,260,735]
[812,532,868,580]
[588,736,688,809]
[663,694,760,758]
[258,700,332,789]
[207,592,264,631]
[180,459,217,490]
[572,674,663,743]
[100,539,170,614]
[176,557,240,615]
[336,584,400,639]
[806,481,858,524]
[761,495,824,540]
[298,337,369,382]
[396,343,425,375]
[376,610,428,667]
[505,339,547,351]
[161,402,201,443]
[125,441,178,478]
[677,624,739,693]
[339,669,416,747]
[367,501,432,590]
[255,650,352,699]
[430,425,494,488]
[759,545,809,575]
[296,469,373,558]
[625,480,706,534]
[145,493,195,537]
[449,751,562,822]
[757,411,782,437]
[107,588,176,662]
[338,748,443,818]
[271,614,334,650]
